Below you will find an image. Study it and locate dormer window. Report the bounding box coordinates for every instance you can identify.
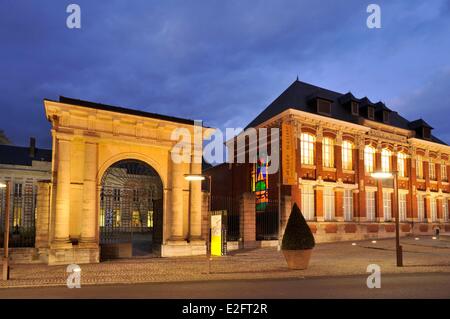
[423,127,431,139]
[351,102,359,116]
[368,107,375,120]
[317,99,331,115]
[383,110,389,123]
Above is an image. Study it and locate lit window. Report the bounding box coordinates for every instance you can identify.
[342,141,353,170]
[323,188,335,221]
[399,193,407,221]
[441,163,448,182]
[301,185,315,221]
[381,149,391,173]
[383,191,392,221]
[132,211,141,227]
[322,137,334,168]
[364,146,375,173]
[397,153,407,177]
[430,197,437,222]
[366,191,376,221]
[417,195,425,222]
[301,133,315,165]
[429,161,436,180]
[416,156,424,179]
[344,190,353,221]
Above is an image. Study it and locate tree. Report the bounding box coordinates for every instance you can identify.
[281,203,315,250]
[0,130,11,145]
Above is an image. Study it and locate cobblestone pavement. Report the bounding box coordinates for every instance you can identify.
[1,236,449,289]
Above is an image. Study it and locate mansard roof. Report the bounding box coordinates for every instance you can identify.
[0,144,52,166]
[245,79,445,145]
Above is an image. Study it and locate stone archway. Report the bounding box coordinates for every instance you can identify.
[39,97,207,265]
[99,159,163,259]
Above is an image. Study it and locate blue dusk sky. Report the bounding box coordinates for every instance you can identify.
[1,0,450,149]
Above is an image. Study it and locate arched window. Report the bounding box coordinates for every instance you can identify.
[301,133,315,165]
[342,140,353,170]
[364,146,375,173]
[322,137,334,168]
[397,152,407,177]
[381,149,391,173]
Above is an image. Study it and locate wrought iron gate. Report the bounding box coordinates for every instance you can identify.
[0,183,36,248]
[99,160,163,257]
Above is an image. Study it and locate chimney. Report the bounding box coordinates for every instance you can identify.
[29,137,36,158]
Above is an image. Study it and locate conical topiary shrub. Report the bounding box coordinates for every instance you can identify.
[281,203,315,269]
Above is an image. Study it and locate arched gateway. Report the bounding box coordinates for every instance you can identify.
[99,159,163,259]
[36,97,207,265]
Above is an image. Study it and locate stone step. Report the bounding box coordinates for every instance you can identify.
[439,233,450,242]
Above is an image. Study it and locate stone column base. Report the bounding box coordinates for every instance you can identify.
[48,246,100,265]
[161,241,206,257]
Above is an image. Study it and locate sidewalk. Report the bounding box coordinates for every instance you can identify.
[1,236,450,289]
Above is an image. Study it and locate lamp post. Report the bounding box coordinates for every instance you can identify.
[184,174,212,274]
[371,171,403,267]
[1,181,11,280]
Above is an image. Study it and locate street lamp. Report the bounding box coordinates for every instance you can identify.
[371,170,403,267]
[184,174,212,274]
[0,181,11,280]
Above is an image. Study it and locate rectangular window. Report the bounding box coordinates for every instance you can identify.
[399,193,407,221]
[342,141,353,170]
[351,102,359,116]
[397,153,407,177]
[429,162,436,180]
[383,191,392,221]
[365,146,375,173]
[368,107,375,120]
[417,195,425,222]
[366,191,376,221]
[416,156,423,179]
[430,197,437,222]
[301,185,315,221]
[383,111,389,123]
[301,133,315,165]
[14,183,23,197]
[441,163,448,182]
[317,99,331,115]
[322,137,334,168]
[323,188,335,221]
[344,190,353,221]
[381,149,391,173]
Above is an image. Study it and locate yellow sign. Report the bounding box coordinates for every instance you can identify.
[282,122,296,185]
[210,213,222,256]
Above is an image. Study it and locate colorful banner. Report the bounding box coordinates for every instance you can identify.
[281,122,297,185]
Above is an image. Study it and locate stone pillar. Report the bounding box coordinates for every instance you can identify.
[170,161,184,241]
[239,192,256,248]
[316,137,323,179]
[80,142,97,246]
[357,138,366,221]
[409,151,418,220]
[375,147,383,221]
[189,159,202,241]
[52,137,72,247]
[335,133,343,180]
[35,181,51,249]
[280,195,292,237]
[437,197,443,221]
[424,194,431,222]
[315,185,324,222]
[335,187,344,222]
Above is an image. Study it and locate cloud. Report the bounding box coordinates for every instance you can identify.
[0,0,449,148]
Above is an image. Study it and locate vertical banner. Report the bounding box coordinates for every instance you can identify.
[210,212,223,256]
[281,121,296,185]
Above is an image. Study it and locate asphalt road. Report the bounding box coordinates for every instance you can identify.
[1,272,450,299]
